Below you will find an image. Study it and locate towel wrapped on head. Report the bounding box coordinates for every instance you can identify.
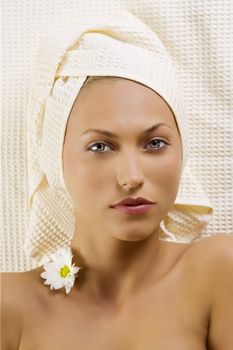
[23,9,213,265]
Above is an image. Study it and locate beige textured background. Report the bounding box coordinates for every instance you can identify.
[1,0,233,272]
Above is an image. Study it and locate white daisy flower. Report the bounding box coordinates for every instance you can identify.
[40,247,82,294]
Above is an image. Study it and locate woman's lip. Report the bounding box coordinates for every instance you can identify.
[112,204,154,215]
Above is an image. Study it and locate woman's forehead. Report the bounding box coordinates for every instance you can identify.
[78,77,168,104]
[69,77,177,129]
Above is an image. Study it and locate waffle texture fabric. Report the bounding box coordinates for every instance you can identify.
[22,9,213,265]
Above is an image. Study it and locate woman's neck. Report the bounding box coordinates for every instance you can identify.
[70,227,188,307]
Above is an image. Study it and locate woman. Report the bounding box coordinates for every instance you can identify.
[1,10,233,350]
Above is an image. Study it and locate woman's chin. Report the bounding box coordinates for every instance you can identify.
[110,226,159,242]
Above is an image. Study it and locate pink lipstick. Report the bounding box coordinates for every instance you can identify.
[110,197,155,216]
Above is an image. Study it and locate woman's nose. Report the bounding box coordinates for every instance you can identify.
[117,154,144,191]
[121,178,143,191]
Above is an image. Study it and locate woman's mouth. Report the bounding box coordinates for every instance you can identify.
[111,203,154,215]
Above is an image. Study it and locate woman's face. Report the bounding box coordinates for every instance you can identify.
[63,78,182,241]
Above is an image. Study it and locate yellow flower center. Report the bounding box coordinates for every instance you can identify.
[60,265,70,278]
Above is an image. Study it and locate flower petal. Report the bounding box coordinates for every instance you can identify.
[41,247,83,293]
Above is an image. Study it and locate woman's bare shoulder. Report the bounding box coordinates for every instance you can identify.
[195,233,233,247]
[180,234,233,290]
[190,234,233,349]
[0,266,44,350]
[184,234,233,259]
[182,234,233,276]
[193,234,233,288]
[1,265,45,295]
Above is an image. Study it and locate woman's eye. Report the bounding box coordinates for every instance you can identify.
[146,138,168,150]
[88,142,112,153]
[87,138,168,153]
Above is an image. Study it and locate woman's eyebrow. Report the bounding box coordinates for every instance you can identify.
[81,123,172,138]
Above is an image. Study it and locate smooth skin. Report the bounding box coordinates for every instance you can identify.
[63,77,183,304]
[1,78,233,350]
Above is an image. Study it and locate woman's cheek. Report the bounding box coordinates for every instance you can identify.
[150,151,181,196]
[71,157,110,194]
